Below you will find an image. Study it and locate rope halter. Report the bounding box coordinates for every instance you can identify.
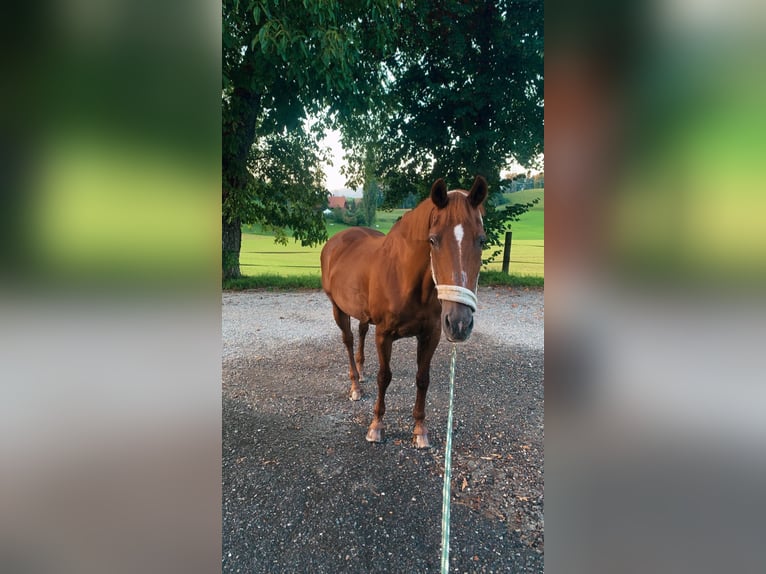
[435,284,478,312]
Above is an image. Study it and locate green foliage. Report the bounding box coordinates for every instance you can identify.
[357,0,543,252]
[390,0,543,180]
[493,193,510,206]
[222,0,402,277]
[328,207,345,225]
[340,200,365,226]
[248,126,329,246]
[326,197,373,227]
[222,0,543,279]
[360,157,380,226]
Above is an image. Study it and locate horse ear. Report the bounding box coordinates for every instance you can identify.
[469,176,488,207]
[430,178,449,209]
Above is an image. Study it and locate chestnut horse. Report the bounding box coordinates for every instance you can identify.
[320,176,488,448]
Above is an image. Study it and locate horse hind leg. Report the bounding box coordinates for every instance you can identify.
[331,302,363,401]
[366,332,393,443]
[355,321,369,383]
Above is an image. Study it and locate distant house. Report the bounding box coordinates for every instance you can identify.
[327,196,346,209]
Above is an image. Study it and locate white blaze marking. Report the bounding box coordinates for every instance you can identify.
[454,223,464,244]
[453,224,466,286]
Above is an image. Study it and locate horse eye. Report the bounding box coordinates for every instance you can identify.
[429,235,438,246]
[479,235,487,247]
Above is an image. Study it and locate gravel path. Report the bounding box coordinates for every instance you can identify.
[222,287,544,573]
[222,287,544,359]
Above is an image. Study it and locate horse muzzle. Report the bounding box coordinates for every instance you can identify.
[435,284,477,342]
[441,302,475,342]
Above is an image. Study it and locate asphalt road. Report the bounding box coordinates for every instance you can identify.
[222,287,544,573]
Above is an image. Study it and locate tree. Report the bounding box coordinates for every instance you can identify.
[222,0,399,278]
[361,178,380,227]
[368,0,544,257]
[247,126,330,245]
[360,151,381,227]
[222,0,543,278]
[341,199,364,226]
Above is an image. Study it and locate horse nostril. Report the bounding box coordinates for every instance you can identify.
[469,316,474,330]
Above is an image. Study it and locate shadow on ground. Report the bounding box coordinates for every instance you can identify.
[223,331,543,573]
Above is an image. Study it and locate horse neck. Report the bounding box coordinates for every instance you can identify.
[383,200,434,289]
[386,198,432,249]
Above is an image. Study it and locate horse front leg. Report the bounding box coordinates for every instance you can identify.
[412,323,441,449]
[366,331,393,443]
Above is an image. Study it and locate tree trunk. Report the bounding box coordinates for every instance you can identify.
[222,63,261,281]
[222,215,242,280]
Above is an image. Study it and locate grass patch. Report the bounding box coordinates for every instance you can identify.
[482,239,543,276]
[235,189,544,284]
[239,211,409,277]
[497,188,544,241]
[239,233,324,276]
[479,271,544,288]
[502,188,545,207]
[223,273,322,291]
[223,270,542,290]
[240,233,543,277]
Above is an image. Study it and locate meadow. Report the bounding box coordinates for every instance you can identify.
[239,189,543,281]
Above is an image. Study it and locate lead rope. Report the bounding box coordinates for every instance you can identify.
[440,343,458,574]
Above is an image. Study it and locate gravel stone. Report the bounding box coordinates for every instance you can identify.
[223,286,544,573]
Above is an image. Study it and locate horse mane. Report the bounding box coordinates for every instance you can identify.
[385,198,434,244]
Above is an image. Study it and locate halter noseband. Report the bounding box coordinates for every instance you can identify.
[435,284,478,312]
[429,250,479,312]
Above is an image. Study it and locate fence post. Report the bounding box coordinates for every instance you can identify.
[501,231,512,274]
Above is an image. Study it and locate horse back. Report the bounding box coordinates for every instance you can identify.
[321,227,385,319]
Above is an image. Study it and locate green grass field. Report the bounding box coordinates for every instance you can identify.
[240,188,544,278]
[483,188,543,276]
[498,188,544,241]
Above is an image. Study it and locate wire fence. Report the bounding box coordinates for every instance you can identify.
[240,241,544,274]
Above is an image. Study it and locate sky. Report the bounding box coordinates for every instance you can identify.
[320,129,351,193]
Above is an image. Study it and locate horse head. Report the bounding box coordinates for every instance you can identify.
[428,175,488,342]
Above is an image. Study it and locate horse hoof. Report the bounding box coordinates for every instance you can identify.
[413,434,431,449]
[366,428,384,443]
[349,389,362,401]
